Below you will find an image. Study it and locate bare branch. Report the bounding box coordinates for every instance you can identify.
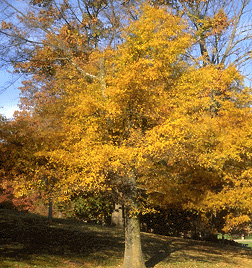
[221,0,250,64]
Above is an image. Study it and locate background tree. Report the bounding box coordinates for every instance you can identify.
[0,113,38,211]
[69,190,114,224]
[164,0,252,73]
[0,109,65,217]
[0,0,130,77]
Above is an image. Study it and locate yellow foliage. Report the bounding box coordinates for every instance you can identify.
[15,3,252,225]
[223,214,251,233]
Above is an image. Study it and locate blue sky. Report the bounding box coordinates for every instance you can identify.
[0,70,21,119]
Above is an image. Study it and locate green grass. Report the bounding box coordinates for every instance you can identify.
[234,240,252,248]
[1,209,252,267]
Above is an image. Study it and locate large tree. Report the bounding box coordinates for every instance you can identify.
[13,4,252,267]
[1,1,252,267]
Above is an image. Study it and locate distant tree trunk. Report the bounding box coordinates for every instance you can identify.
[221,232,225,241]
[48,196,53,220]
[121,171,146,268]
[111,203,124,228]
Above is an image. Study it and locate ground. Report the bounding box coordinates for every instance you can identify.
[1,209,252,267]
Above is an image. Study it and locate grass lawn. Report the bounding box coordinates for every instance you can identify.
[235,239,252,248]
[1,209,252,267]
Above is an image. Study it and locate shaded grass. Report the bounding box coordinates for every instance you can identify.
[0,209,124,267]
[1,209,252,267]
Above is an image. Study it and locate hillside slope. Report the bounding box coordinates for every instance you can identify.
[0,209,252,267]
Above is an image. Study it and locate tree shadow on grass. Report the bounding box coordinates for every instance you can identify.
[145,239,178,268]
[143,236,187,268]
[141,232,252,268]
[0,209,125,265]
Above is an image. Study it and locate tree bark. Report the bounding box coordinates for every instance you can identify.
[121,171,146,268]
[122,215,146,268]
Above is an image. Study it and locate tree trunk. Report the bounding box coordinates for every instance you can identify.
[48,196,53,220]
[111,203,124,228]
[121,171,146,268]
[122,215,146,268]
